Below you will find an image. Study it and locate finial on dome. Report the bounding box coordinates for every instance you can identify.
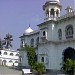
[29,24,30,27]
[25,25,34,34]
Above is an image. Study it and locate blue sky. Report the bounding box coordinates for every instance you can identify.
[0,0,74,50]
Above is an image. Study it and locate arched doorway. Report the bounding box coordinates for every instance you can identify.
[63,47,75,61]
[2,60,7,66]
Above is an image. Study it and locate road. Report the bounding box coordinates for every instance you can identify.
[0,66,22,75]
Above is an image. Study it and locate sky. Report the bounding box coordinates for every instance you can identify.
[0,0,74,50]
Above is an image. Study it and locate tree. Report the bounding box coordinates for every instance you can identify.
[0,38,6,50]
[33,62,46,75]
[22,44,36,68]
[22,44,46,75]
[4,33,13,49]
[62,59,75,75]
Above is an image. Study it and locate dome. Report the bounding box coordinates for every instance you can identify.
[25,27,34,34]
[47,0,60,3]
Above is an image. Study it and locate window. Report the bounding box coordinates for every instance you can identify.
[56,9,59,17]
[9,60,12,63]
[0,51,1,55]
[65,25,73,39]
[30,38,34,47]
[10,53,13,56]
[15,61,18,63]
[46,9,49,17]
[51,9,54,17]
[4,52,7,55]
[36,37,39,46]
[58,29,62,40]
[43,31,45,36]
[41,57,44,62]
[15,54,19,56]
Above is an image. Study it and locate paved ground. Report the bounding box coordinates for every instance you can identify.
[0,66,60,75]
[0,66,22,75]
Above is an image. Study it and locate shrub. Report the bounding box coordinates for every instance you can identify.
[32,62,46,75]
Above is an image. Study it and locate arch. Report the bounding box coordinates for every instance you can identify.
[56,9,59,17]
[15,54,19,56]
[15,61,18,63]
[63,47,75,61]
[10,53,14,56]
[46,9,49,17]
[43,31,45,36]
[0,51,1,55]
[2,60,7,66]
[50,8,54,17]
[65,25,73,39]
[58,29,62,40]
[9,60,13,63]
[41,57,44,62]
[4,52,7,55]
[30,38,34,47]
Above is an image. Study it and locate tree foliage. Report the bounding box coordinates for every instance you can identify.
[33,62,46,75]
[23,44,36,67]
[22,44,46,75]
[63,59,75,75]
[4,33,13,49]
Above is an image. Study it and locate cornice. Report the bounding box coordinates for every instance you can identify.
[39,38,75,46]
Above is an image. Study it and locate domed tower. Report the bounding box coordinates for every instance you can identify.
[43,0,62,21]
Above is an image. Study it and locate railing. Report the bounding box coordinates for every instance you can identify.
[57,11,75,21]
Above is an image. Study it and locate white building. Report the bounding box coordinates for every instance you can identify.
[19,0,75,72]
[0,49,19,66]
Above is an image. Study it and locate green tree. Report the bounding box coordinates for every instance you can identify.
[22,44,36,68]
[22,45,46,75]
[63,59,75,75]
[33,62,46,75]
[4,33,13,49]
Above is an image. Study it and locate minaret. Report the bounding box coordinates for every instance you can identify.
[43,0,62,21]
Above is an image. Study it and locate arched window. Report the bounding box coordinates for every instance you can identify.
[58,29,62,40]
[41,57,44,62]
[46,9,49,17]
[51,9,54,17]
[4,52,7,55]
[56,9,59,17]
[36,37,39,46]
[0,51,1,55]
[15,54,19,56]
[15,61,18,63]
[65,25,73,39]
[10,53,14,56]
[2,60,6,66]
[43,31,45,36]
[30,38,34,47]
[9,60,13,63]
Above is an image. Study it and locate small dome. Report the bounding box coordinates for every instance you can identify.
[25,27,33,34]
[67,5,72,9]
[47,0,60,3]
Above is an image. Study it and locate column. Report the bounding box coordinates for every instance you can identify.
[54,11,57,18]
[49,10,51,18]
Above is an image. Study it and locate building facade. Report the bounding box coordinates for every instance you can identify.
[0,49,19,66]
[19,0,75,71]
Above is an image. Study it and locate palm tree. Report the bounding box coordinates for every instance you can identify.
[4,33,13,49]
[0,38,6,49]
